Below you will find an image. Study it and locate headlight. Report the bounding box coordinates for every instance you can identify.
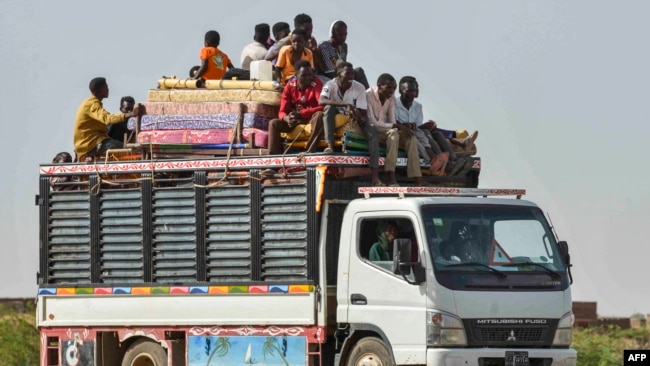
[552,312,574,346]
[427,311,467,347]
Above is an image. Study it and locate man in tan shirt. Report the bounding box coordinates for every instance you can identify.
[73,77,139,158]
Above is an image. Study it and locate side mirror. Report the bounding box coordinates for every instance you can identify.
[557,241,569,264]
[557,240,573,284]
[392,239,425,284]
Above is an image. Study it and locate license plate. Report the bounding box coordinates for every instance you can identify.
[505,351,529,366]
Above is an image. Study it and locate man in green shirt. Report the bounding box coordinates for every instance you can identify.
[369,221,398,262]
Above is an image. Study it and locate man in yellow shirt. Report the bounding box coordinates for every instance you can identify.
[73,77,139,158]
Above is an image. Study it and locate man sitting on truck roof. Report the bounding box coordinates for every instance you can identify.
[403,76,479,156]
[396,78,466,176]
[275,29,314,86]
[319,62,384,185]
[266,14,319,66]
[317,20,370,88]
[267,60,324,155]
[73,77,140,159]
[107,96,135,144]
[240,23,271,71]
[366,73,427,186]
[265,21,291,65]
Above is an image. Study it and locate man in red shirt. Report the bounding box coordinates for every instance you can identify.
[267,60,325,155]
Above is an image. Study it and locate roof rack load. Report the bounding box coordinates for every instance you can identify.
[358,187,526,199]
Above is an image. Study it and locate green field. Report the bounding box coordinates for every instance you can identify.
[0,304,39,366]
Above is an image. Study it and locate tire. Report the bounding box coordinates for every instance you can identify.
[121,340,167,366]
[346,337,394,366]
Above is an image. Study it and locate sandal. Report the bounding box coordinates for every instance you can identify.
[372,181,386,187]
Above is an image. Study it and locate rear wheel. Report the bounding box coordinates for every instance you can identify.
[346,337,393,366]
[121,340,167,366]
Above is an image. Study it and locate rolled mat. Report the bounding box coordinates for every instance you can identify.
[137,129,238,144]
[140,102,279,118]
[157,78,203,89]
[203,79,281,91]
[343,131,368,142]
[128,113,271,131]
[147,89,282,105]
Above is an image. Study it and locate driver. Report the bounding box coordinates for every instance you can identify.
[369,221,398,261]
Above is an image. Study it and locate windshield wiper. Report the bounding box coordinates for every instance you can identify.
[444,262,507,280]
[501,261,561,280]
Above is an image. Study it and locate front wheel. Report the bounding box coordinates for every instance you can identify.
[346,337,393,366]
[121,340,167,366]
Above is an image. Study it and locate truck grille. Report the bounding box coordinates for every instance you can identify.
[480,328,544,342]
[465,319,558,347]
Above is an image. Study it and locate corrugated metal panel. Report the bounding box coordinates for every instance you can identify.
[206,184,252,282]
[99,189,144,283]
[152,187,197,283]
[261,182,308,281]
[48,191,91,283]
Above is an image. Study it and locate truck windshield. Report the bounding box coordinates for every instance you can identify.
[422,204,565,274]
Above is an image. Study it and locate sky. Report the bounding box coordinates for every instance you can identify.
[1,0,649,318]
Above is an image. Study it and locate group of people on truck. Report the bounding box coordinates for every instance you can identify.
[54,12,479,190]
[186,12,477,185]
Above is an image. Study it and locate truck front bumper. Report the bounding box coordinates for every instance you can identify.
[427,348,577,366]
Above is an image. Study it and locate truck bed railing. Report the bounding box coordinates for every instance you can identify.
[358,187,526,199]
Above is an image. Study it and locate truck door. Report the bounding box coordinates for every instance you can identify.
[345,216,427,363]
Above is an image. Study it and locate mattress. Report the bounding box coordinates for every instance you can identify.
[147,143,249,149]
[141,102,278,118]
[137,129,270,148]
[241,128,269,148]
[137,129,238,144]
[147,89,282,104]
[127,113,270,131]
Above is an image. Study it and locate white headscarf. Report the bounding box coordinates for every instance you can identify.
[330,20,344,37]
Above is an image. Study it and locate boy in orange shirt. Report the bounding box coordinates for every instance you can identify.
[193,30,234,80]
[275,28,314,86]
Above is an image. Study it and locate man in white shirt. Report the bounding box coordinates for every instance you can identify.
[366,73,427,186]
[240,23,270,70]
[395,76,475,175]
[319,62,384,186]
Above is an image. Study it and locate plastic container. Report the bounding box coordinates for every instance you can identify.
[250,60,273,81]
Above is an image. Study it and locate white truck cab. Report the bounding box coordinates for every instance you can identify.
[333,187,576,366]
